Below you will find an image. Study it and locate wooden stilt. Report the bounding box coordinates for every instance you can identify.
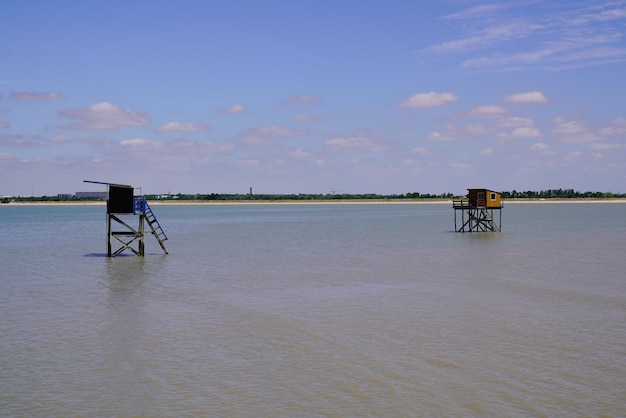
[106,203,167,257]
[107,213,112,257]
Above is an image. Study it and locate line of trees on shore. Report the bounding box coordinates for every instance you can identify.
[3,189,624,203]
[145,192,457,201]
[145,189,622,201]
[500,189,619,199]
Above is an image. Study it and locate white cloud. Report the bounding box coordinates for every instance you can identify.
[427,21,537,54]
[120,138,163,148]
[450,162,473,171]
[325,136,389,153]
[290,149,313,158]
[65,135,111,146]
[590,142,626,150]
[240,125,306,143]
[468,105,508,118]
[235,159,261,168]
[424,123,489,141]
[155,121,211,133]
[511,127,540,138]
[293,114,324,122]
[257,125,294,135]
[398,92,459,109]
[463,123,490,135]
[10,91,62,101]
[0,133,40,147]
[565,151,581,162]
[424,2,626,71]
[505,91,549,104]
[461,48,554,69]
[217,104,246,114]
[462,41,626,71]
[599,126,626,136]
[566,4,626,25]
[424,131,452,141]
[411,146,428,155]
[58,102,150,131]
[282,96,321,104]
[529,142,556,155]
[612,117,626,127]
[553,120,584,135]
[200,142,233,153]
[441,4,509,21]
[598,118,626,136]
[178,140,232,154]
[0,121,9,129]
[113,138,166,159]
[106,138,232,168]
[480,147,494,155]
[498,116,535,128]
[530,142,550,151]
[552,120,600,143]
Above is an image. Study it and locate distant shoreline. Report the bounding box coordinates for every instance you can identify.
[3,198,626,206]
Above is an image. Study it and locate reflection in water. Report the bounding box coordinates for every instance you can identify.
[84,252,132,258]
[99,257,155,414]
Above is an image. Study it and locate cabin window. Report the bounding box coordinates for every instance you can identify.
[490,193,496,200]
[477,192,484,200]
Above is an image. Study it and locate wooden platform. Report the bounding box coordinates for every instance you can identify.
[453,200,502,232]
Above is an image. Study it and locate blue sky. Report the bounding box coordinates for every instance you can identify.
[1,0,625,196]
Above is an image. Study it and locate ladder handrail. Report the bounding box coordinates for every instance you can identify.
[143,200,168,241]
[131,197,169,254]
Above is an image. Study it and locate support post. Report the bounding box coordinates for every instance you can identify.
[107,214,112,257]
[138,214,145,256]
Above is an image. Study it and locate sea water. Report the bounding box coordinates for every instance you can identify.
[1,202,625,417]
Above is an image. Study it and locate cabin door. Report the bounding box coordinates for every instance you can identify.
[477,191,485,206]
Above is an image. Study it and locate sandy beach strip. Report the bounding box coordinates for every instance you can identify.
[3,198,625,206]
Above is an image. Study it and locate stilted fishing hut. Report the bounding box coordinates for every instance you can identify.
[84,180,168,256]
[453,189,502,232]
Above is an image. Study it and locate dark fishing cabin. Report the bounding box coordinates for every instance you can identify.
[84,180,168,257]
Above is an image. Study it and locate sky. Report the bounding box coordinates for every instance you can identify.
[1,0,626,196]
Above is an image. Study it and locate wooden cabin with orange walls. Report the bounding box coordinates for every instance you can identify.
[466,188,502,209]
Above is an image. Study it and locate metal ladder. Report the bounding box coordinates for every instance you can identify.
[134,198,169,254]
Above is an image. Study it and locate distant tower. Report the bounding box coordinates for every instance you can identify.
[84,180,168,256]
[453,188,503,232]
[249,186,254,195]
